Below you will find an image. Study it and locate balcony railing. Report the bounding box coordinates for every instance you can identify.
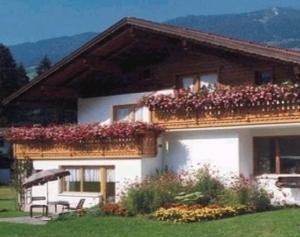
[151,100,300,129]
[13,132,157,159]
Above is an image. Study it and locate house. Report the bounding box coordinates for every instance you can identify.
[4,17,300,208]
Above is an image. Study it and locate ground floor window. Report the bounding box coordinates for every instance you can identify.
[254,136,300,174]
[61,166,115,202]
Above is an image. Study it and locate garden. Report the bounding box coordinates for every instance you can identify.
[1,168,300,237]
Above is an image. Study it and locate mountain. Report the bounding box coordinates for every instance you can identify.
[7,7,300,71]
[9,32,97,68]
[166,7,300,49]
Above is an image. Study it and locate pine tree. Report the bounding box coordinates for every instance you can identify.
[0,44,25,99]
[16,64,29,87]
[36,55,51,75]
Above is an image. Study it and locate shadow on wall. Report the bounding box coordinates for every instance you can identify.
[163,136,190,171]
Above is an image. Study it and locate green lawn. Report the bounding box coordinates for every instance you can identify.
[0,186,25,217]
[0,208,299,237]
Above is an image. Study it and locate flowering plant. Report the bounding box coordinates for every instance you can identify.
[5,122,164,144]
[140,83,300,117]
[153,204,250,223]
[101,203,128,216]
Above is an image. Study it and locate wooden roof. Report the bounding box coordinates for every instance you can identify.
[4,17,300,105]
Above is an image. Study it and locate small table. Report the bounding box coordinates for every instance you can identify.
[30,205,48,217]
[48,201,70,213]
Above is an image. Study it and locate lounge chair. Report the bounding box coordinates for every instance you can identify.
[64,199,85,211]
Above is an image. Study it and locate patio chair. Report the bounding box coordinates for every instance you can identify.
[64,199,85,211]
[30,196,48,217]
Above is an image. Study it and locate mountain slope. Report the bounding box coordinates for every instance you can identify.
[9,32,97,68]
[7,7,300,70]
[166,7,300,49]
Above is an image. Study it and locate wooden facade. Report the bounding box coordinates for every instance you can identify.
[13,132,157,160]
[151,99,300,129]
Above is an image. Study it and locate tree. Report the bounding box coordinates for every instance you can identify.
[16,64,29,88]
[0,44,29,126]
[0,44,26,99]
[36,55,51,75]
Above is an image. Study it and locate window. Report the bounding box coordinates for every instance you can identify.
[62,166,116,202]
[254,137,300,174]
[177,75,198,92]
[200,73,218,88]
[177,73,218,92]
[113,104,136,122]
[255,71,272,85]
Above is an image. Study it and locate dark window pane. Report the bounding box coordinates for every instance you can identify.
[254,138,275,174]
[255,71,272,85]
[83,182,100,192]
[106,168,115,203]
[67,181,81,192]
[279,137,300,174]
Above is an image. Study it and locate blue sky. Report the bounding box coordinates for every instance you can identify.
[1,0,300,45]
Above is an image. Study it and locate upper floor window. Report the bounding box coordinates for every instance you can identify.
[177,73,218,92]
[200,73,218,88]
[113,104,136,122]
[255,71,273,85]
[178,75,197,91]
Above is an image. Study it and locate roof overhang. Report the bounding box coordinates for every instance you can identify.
[4,17,300,105]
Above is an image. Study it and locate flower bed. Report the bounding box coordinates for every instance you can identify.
[5,122,164,144]
[141,83,300,117]
[153,204,251,223]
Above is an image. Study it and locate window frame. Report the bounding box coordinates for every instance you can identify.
[253,136,300,175]
[113,104,136,122]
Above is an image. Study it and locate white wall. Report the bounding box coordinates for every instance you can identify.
[163,130,240,178]
[141,137,164,179]
[78,92,151,124]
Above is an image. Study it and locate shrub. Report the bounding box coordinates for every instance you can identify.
[223,175,271,211]
[121,172,188,215]
[249,188,271,211]
[86,205,105,217]
[153,204,250,223]
[101,203,128,216]
[193,166,225,203]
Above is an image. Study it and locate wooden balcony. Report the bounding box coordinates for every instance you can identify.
[13,132,157,160]
[151,100,300,129]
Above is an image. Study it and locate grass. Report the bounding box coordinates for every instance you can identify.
[0,208,300,237]
[0,186,26,217]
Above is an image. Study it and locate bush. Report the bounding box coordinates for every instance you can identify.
[101,203,128,216]
[86,205,105,217]
[249,188,271,211]
[193,166,225,203]
[121,172,188,215]
[220,175,271,211]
